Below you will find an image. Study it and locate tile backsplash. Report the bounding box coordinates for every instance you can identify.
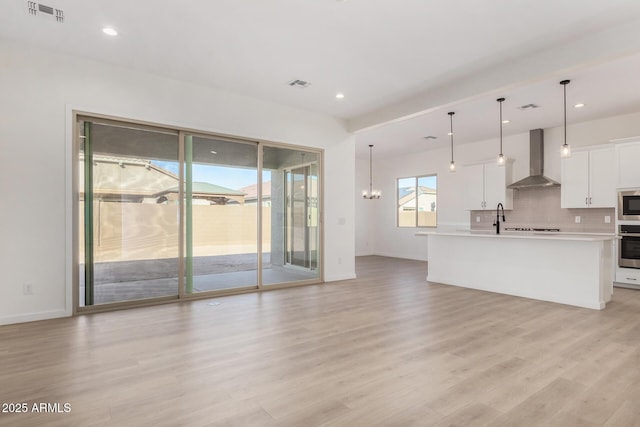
[470,186,615,233]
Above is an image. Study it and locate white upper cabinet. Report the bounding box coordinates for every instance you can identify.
[561,146,615,208]
[561,151,590,208]
[463,163,486,210]
[484,162,512,208]
[463,161,513,210]
[589,147,616,207]
[616,141,640,189]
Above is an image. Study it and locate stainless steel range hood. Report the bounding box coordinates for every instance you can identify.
[507,129,559,189]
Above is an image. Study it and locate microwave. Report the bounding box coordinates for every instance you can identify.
[619,190,640,221]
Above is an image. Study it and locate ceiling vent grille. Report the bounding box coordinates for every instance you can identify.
[26,1,64,23]
[288,79,311,88]
[518,103,539,110]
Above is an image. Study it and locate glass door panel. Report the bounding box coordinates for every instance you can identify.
[184,134,258,293]
[308,162,319,270]
[79,119,180,306]
[288,167,308,267]
[262,146,320,285]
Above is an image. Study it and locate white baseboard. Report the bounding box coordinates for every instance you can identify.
[355,250,375,257]
[324,273,357,282]
[0,309,70,326]
[371,252,428,262]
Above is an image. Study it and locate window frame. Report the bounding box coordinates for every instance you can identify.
[396,174,438,228]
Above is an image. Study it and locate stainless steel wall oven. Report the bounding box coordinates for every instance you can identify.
[619,224,640,269]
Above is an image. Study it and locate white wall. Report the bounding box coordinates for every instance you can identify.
[359,110,640,260]
[324,138,357,281]
[0,40,355,325]
[355,158,375,256]
[364,132,529,261]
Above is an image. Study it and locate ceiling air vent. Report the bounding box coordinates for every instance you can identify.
[288,79,311,88]
[423,136,437,140]
[518,103,539,110]
[26,1,64,23]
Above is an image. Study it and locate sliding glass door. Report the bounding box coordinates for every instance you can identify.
[77,114,322,310]
[78,119,180,306]
[183,134,258,294]
[262,146,320,285]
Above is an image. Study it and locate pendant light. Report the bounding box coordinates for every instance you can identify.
[560,80,571,158]
[497,97,506,166]
[448,112,456,172]
[362,144,381,199]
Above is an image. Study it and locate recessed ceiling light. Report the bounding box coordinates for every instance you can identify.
[574,103,585,108]
[210,150,217,154]
[502,120,510,124]
[102,27,118,36]
[447,132,453,136]
[336,93,345,99]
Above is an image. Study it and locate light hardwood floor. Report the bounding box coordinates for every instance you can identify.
[2,256,640,426]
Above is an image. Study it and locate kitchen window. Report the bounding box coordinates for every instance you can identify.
[397,174,437,228]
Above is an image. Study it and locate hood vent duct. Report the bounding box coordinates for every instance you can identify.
[507,129,560,190]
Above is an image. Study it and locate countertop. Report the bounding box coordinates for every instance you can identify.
[415,229,617,242]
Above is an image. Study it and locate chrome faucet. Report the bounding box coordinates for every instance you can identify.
[494,203,506,234]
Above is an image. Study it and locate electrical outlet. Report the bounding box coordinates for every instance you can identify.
[575,216,581,224]
[605,215,611,224]
[23,283,34,295]
[476,216,481,223]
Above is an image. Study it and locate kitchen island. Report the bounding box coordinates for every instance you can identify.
[416,230,616,310]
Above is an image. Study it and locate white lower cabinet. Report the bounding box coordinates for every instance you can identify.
[616,268,640,286]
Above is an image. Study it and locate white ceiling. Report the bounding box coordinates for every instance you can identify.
[3,0,640,159]
[356,53,640,159]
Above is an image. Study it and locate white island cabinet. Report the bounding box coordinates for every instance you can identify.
[462,160,513,210]
[417,231,615,310]
[561,145,615,208]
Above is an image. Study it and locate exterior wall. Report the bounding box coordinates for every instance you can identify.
[79,203,270,262]
[0,39,355,325]
[398,212,437,228]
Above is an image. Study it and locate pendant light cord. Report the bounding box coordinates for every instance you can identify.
[448,112,454,163]
[563,81,567,146]
[498,98,504,155]
[560,80,570,148]
[368,144,373,195]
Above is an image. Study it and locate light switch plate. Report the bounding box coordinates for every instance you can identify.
[605,215,611,223]
[476,216,480,223]
[575,216,581,224]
